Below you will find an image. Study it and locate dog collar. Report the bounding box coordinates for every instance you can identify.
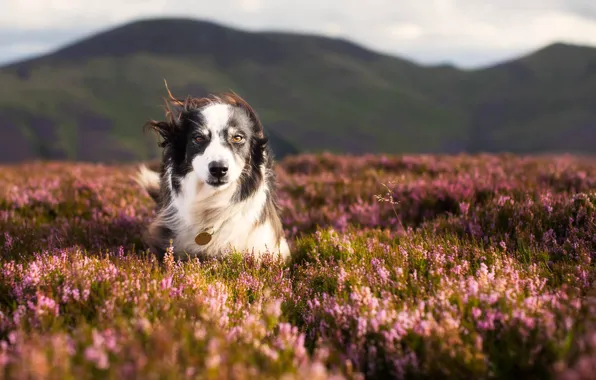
[195,226,215,245]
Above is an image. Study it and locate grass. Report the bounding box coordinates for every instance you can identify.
[0,153,595,379]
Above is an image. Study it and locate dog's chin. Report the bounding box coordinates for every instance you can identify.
[206,179,230,189]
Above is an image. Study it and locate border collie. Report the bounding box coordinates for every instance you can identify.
[135,86,290,262]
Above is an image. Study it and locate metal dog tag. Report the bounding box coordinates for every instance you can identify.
[195,227,214,246]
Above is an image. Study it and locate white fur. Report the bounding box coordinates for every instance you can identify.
[164,166,290,260]
[192,103,243,187]
[134,164,160,191]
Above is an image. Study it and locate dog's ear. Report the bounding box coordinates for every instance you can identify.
[164,98,186,126]
[144,101,186,148]
[257,135,269,151]
[163,79,188,125]
[143,81,190,147]
[144,118,177,148]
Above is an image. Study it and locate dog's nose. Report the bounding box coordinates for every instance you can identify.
[208,161,228,178]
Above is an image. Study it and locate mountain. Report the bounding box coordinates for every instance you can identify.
[0,18,595,163]
[462,42,596,154]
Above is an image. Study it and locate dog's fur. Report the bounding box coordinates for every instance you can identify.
[135,87,290,261]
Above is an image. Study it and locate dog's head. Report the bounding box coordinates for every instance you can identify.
[146,86,269,191]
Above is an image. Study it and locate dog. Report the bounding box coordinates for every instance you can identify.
[135,85,291,262]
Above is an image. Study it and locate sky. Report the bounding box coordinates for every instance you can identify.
[2,0,596,69]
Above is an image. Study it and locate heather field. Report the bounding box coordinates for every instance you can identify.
[1,153,596,379]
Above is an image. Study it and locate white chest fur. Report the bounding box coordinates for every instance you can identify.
[163,169,289,260]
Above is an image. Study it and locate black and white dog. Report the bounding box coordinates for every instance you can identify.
[135,87,290,262]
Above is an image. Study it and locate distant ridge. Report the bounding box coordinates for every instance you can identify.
[0,17,595,163]
[5,18,388,69]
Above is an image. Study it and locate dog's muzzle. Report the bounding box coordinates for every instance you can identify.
[207,160,229,185]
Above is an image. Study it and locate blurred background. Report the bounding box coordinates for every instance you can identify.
[1,0,595,163]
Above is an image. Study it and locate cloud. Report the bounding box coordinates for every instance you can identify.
[0,0,596,68]
[0,28,85,64]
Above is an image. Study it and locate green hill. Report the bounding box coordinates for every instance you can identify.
[0,18,595,163]
[462,42,596,154]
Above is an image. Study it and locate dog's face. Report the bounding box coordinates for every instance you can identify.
[185,103,254,188]
[147,92,268,192]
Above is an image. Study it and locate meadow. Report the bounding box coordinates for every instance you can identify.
[0,153,595,379]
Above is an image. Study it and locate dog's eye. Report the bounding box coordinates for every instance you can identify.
[195,136,205,143]
[232,135,244,143]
